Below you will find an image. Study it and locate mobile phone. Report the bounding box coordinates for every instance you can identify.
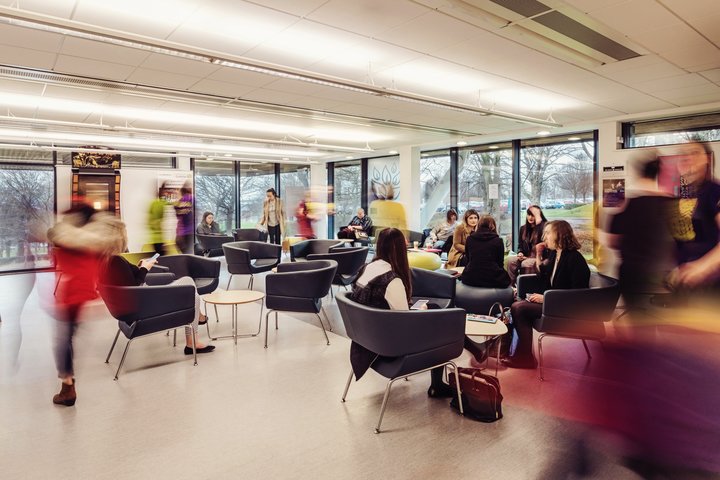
[150,253,160,261]
[410,299,429,310]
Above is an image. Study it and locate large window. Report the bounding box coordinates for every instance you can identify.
[420,151,451,228]
[458,143,513,247]
[194,159,236,234]
[280,164,310,236]
[624,113,720,148]
[520,133,595,256]
[0,164,55,271]
[333,161,361,231]
[240,163,275,228]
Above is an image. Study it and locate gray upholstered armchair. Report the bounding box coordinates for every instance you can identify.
[223,241,281,290]
[336,292,465,433]
[289,239,344,261]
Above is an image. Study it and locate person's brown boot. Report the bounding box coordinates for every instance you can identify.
[52,380,76,406]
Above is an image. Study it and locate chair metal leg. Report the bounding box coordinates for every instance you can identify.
[226,274,233,291]
[582,339,592,359]
[448,362,464,415]
[275,311,278,330]
[173,329,177,347]
[315,313,330,346]
[375,378,397,434]
[341,369,354,402]
[264,310,273,348]
[250,275,254,290]
[321,307,333,332]
[205,321,211,339]
[214,304,219,323]
[538,333,546,381]
[114,340,132,381]
[255,302,263,336]
[105,329,121,363]
[330,287,334,300]
[247,275,252,290]
[190,325,198,366]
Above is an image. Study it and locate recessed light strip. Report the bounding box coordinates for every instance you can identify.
[0,7,561,129]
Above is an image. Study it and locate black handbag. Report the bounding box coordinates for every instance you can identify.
[449,367,503,422]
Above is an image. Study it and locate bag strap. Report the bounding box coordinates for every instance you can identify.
[488,302,504,318]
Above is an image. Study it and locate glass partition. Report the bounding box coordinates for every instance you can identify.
[239,162,275,228]
[420,151,451,228]
[194,159,236,234]
[280,164,310,236]
[333,161,361,232]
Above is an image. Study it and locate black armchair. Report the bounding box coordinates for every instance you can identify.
[518,273,620,380]
[410,267,456,309]
[157,254,220,295]
[307,246,368,295]
[223,241,281,290]
[232,228,268,242]
[290,239,344,261]
[264,259,337,348]
[454,282,515,315]
[336,292,465,433]
[197,234,234,257]
[99,282,199,380]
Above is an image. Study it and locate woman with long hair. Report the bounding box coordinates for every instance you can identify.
[349,228,452,397]
[196,211,221,235]
[446,209,479,269]
[461,215,511,288]
[260,188,285,245]
[504,220,590,369]
[506,205,547,285]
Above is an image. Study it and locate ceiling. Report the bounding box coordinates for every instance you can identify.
[0,0,718,162]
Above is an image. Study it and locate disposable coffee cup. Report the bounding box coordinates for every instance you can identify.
[413,241,419,249]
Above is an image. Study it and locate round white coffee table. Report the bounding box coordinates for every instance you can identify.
[465,315,508,376]
[202,290,265,345]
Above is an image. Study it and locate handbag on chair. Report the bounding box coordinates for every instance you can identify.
[449,367,503,422]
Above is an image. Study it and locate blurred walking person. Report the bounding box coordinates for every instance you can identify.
[148,182,170,256]
[46,204,127,406]
[174,182,194,254]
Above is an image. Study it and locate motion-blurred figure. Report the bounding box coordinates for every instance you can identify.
[148,182,170,256]
[174,182,194,254]
[295,196,316,240]
[668,137,720,288]
[46,204,126,406]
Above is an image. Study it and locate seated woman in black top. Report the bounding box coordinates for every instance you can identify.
[461,215,511,288]
[503,220,590,369]
[103,255,215,354]
[196,211,222,235]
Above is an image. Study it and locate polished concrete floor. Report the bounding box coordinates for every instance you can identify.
[0,264,642,480]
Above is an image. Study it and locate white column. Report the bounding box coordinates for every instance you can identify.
[310,162,328,239]
[398,145,421,231]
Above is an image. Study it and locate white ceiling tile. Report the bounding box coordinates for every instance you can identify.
[560,0,627,14]
[236,0,329,17]
[0,45,57,70]
[239,89,305,107]
[600,95,675,114]
[632,73,710,93]
[72,0,203,39]
[657,0,719,20]
[661,43,720,71]
[125,68,202,90]
[139,54,220,77]
[41,85,111,103]
[60,36,151,67]
[0,78,47,96]
[54,55,136,81]
[587,0,681,35]
[670,93,720,107]
[102,93,166,109]
[374,11,481,54]
[685,13,720,47]
[206,67,276,88]
[0,23,64,52]
[307,0,427,37]
[700,68,720,83]
[598,60,686,85]
[0,0,77,18]
[258,79,329,97]
[654,83,720,101]
[188,79,257,98]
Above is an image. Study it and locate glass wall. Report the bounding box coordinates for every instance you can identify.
[458,143,513,248]
[194,159,235,234]
[368,155,400,201]
[239,163,275,228]
[0,164,55,271]
[333,161,361,231]
[420,151,451,228]
[280,164,310,236]
[520,134,595,256]
[624,113,720,148]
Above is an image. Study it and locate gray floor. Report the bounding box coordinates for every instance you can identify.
[0,264,641,480]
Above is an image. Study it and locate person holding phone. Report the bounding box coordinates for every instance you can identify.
[506,205,547,285]
[349,228,452,398]
[504,220,590,369]
[102,255,215,356]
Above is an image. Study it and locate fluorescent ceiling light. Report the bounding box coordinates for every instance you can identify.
[457,141,468,146]
[488,145,499,149]
[0,128,326,158]
[0,8,561,129]
[567,136,581,141]
[537,131,551,136]
[388,150,398,154]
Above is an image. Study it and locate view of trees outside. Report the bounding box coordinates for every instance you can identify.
[520,139,594,256]
[458,145,513,248]
[333,162,361,230]
[0,165,54,271]
[419,152,451,228]
[194,160,235,234]
[239,163,275,229]
[280,165,310,236]
[629,128,720,148]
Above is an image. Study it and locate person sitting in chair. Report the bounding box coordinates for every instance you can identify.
[424,209,457,253]
[338,208,373,241]
[196,211,222,235]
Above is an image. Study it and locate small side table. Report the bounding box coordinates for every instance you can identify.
[202,290,265,345]
[465,316,508,376]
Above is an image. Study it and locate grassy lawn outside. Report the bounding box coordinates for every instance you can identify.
[543,203,593,218]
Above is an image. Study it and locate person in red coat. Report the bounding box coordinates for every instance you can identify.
[47,204,126,406]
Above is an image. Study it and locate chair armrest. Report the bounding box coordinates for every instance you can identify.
[517,274,543,298]
[99,284,195,323]
[276,262,321,273]
[149,264,170,273]
[290,240,310,260]
[189,256,221,278]
[144,273,176,285]
[266,270,328,298]
[543,285,619,322]
[250,242,282,259]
